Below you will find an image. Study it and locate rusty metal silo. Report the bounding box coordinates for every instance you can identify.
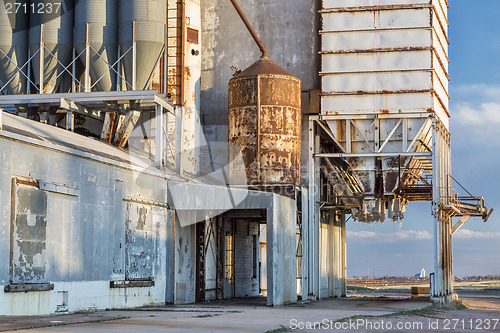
[228,57,301,186]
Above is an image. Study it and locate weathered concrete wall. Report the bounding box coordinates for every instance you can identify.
[0,128,172,315]
[234,220,259,298]
[200,0,321,182]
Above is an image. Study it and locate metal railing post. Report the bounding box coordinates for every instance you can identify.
[85,23,91,92]
[72,48,76,92]
[132,21,137,91]
[39,24,45,94]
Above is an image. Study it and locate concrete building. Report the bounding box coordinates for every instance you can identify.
[0,0,491,315]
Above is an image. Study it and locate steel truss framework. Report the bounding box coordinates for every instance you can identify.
[308,112,491,303]
[0,19,183,172]
[0,21,169,95]
[0,90,179,171]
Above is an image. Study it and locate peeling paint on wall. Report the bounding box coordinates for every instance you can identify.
[12,185,48,283]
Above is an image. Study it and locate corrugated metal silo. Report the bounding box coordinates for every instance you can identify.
[228,57,302,186]
[74,0,118,92]
[29,0,74,93]
[319,0,449,222]
[0,0,29,95]
[119,0,165,90]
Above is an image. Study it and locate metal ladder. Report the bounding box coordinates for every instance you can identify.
[166,0,184,106]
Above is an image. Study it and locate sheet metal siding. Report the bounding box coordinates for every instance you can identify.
[74,0,119,91]
[0,136,170,313]
[228,73,301,186]
[29,0,74,93]
[320,2,449,126]
[0,0,29,95]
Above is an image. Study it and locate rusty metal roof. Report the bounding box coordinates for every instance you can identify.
[232,57,296,79]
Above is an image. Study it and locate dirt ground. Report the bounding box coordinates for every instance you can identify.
[290,295,500,332]
[0,289,498,332]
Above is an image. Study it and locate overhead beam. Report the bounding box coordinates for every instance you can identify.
[60,98,103,120]
[0,90,160,105]
[315,152,432,158]
[101,112,117,143]
[154,94,175,114]
[451,215,471,235]
[114,110,140,148]
[316,120,346,153]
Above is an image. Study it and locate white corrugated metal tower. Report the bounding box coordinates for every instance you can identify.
[309,0,489,304]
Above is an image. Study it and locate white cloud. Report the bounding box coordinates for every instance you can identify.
[451,84,500,146]
[452,84,500,104]
[453,228,500,239]
[347,230,432,243]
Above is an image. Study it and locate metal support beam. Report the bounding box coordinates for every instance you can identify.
[132,21,137,91]
[431,117,455,304]
[307,118,315,299]
[315,152,431,158]
[451,215,471,235]
[114,110,140,148]
[60,98,103,120]
[39,24,45,94]
[155,105,164,169]
[101,112,116,143]
[85,23,91,93]
[65,111,74,132]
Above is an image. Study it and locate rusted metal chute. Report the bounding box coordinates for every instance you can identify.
[228,0,267,59]
[227,0,301,189]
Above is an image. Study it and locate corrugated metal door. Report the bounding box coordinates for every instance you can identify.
[11,181,48,283]
[125,203,155,280]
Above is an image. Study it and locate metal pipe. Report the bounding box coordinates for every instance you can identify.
[72,48,76,92]
[117,45,121,91]
[229,0,267,58]
[132,20,137,91]
[180,0,185,105]
[40,24,45,94]
[27,49,31,94]
[85,23,91,92]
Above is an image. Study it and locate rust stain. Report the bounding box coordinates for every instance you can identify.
[323,89,432,96]
[380,109,390,114]
[321,46,432,55]
[319,3,433,13]
[228,65,301,186]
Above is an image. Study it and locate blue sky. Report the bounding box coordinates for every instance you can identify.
[346,1,500,278]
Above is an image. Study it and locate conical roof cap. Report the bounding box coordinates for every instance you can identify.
[232,57,296,79]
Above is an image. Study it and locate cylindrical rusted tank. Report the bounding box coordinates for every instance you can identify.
[228,57,301,186]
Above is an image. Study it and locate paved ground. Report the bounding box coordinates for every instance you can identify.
[0,293,498,332]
